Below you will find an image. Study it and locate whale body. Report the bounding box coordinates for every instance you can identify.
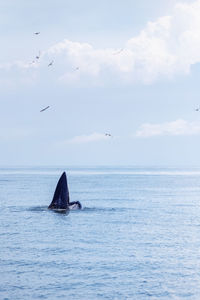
[48,172,82,211]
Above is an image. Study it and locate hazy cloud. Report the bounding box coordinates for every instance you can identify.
[46,0,200,84]
[3,0,200,85]
[136,119,200,137]
[63,133,109,144]
[0,128,34,141]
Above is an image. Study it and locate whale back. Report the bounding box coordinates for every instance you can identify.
[48,172,69,209]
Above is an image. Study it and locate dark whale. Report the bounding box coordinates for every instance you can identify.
[48,172,82,211]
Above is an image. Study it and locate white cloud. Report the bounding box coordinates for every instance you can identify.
[4,0,200,85]
[0,128,34,141]
[0,60,39,71]
[136,119,200,137]
[63,132,109,144]
[0,59,40,88]
[44,0,200,84]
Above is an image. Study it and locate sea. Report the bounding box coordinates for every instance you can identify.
[0,166,200,300]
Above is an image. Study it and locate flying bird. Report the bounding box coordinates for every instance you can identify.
[34,32,40,35]
[36,51,41,60]
[48,60,54,67]
[195,107,200,111]
[40,106,50,112]
[105,133,112,137]
[113,49,124,55]
[75,67,79,71]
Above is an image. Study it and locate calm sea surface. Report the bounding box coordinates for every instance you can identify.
[1,166,200,300]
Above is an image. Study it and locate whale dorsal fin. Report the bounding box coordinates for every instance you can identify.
[48,172,69,209]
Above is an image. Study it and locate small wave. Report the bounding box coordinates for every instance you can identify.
[28,206,71,215]
[2,205,150,215]
[28,206,48,212]
[81,207,116,212]
[81,207,136,213]
[7,206,144,214]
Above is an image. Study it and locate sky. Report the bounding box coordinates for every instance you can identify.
[1,0,200,166]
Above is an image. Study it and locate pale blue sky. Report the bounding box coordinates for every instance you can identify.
[1,0,200,166]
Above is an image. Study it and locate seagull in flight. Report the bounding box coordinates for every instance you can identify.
[48,60,54,67]
[36,51,41,60]
[105,133,112,137]
[34,32,40,35]
[75,67,79,71]
[195,107,200,111]
[40,106,50,112]
[113,49,124,55]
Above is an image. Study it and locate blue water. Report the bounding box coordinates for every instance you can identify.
[1,166,200,299]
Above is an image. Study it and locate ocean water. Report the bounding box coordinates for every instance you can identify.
[1,166,200,300]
